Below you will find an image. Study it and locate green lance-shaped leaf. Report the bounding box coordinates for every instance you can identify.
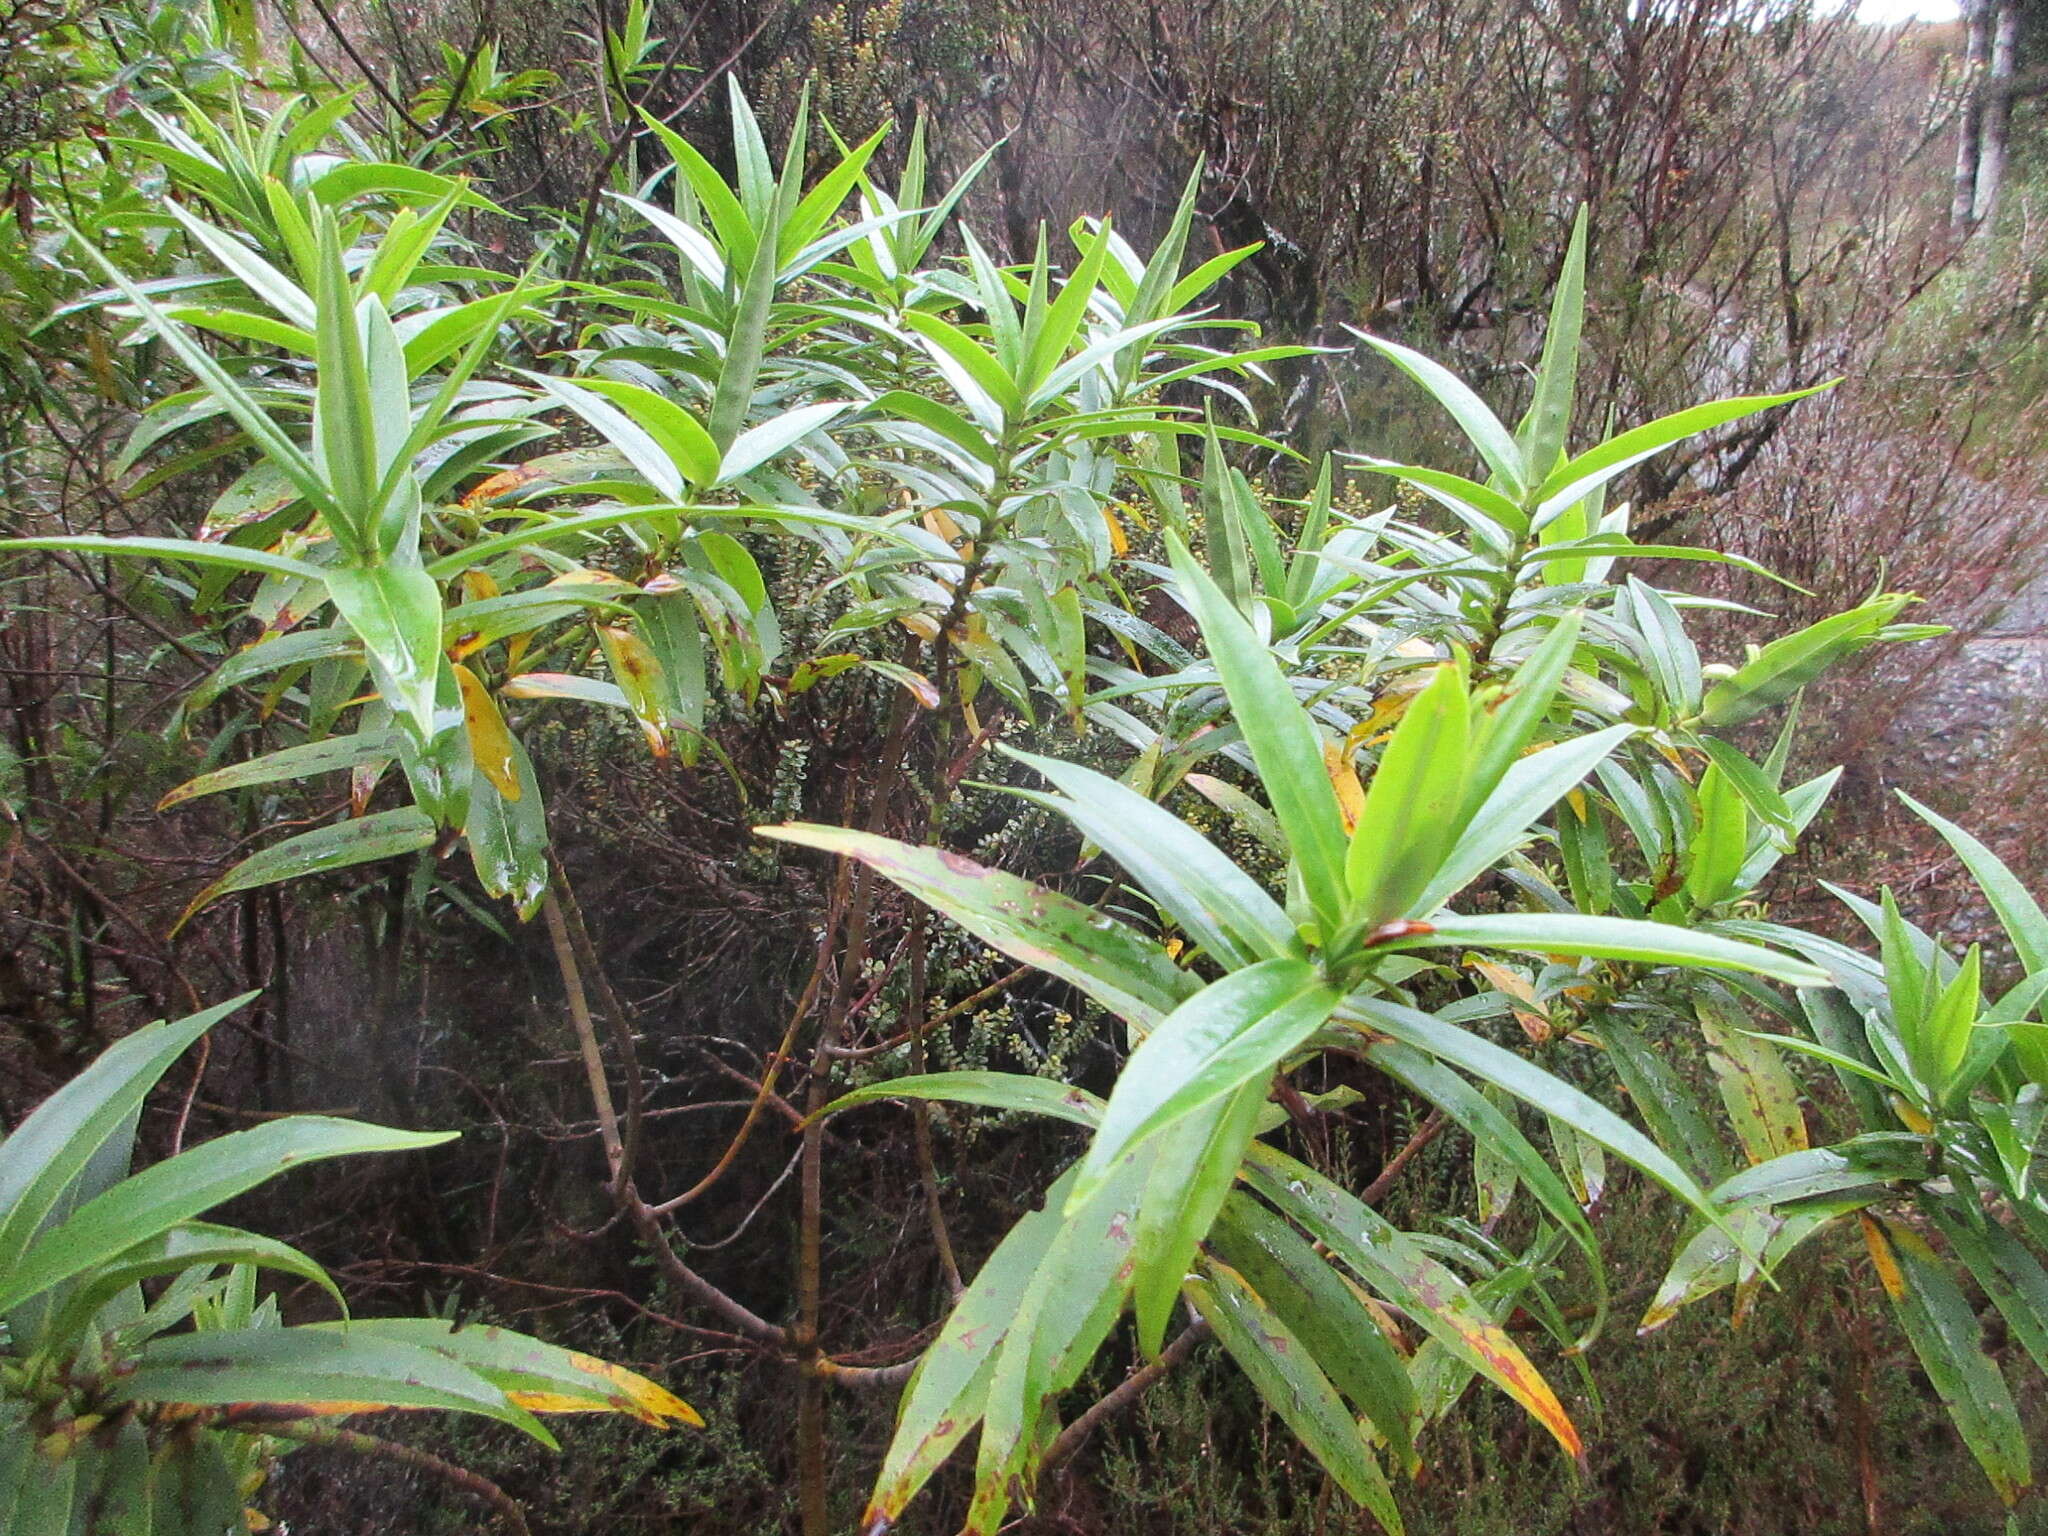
[1685,762,1749,909]
[1350,330,1526,500]
[1002,746,1297,968]
[756,825,1196,1028]
[1863,1215,2032,1506]
[159,730,402,811]
[1922,943,1983,1098]
[0,1117,454,1313]
[902,308,1017,430]
[1365,1040,1606,1344]
[1463,613,1584,809]
[707,91,805,455]
[76,1420,152,1536]
[309,213,381,538]
[1638,1205,1841,1333]
[1345,663,1470,928]
[861,1173,1074,1531]
[1699,593,1915,729]
[1396,911,1828,986]
[719,400,851,484]
[1593,1016,1731,1184]
[1900,791,2048,974]
[0,994,254,1275]
[1341,996,1721,1228]
[177,807,438,930]
[1698,996,1807,1165]
[110,1326,547,1439]
[1531,384,1831,530]
[1069,958,1339,1208]
[1710,1138,1926,1209]
[1349,458,1525,545]
[46,1221,343,1342]
[1164,533,1350,934]
[969,1148,1151,1532]
[1621,577,1704,721]
[1022,215,1116,398]
[817,1072,1105,1129]
[550,375,721,493]
[1417,724,1636,916]
[1130,1082,1267,1357]
[325,562,444,743]
[1515,205,1588,482]
[1697,736,1797,841]
[1931,1209,2048,1382]
[5,1433,77,1536]
[187,626,359,712]
[0,534,325,582]
[53,219,346,540]
[1210,1193,1419,1475]
[141,1420,244,1531]
[1188,1259,1404,1534]
[1243,1144,1584,1463]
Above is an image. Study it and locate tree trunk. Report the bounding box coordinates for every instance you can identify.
[1953,0,1991,230]
[1974,0,2021,225]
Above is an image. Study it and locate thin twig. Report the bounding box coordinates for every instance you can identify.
[239,1419,530,1536]
[1360,1107,1448,1206]
[302,0,433,138]
[543,883,623,1187]
[556,1,782,301]
[1040,1320,1212,1478]
[645,943,827,1214]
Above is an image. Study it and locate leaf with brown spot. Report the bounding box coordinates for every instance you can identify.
[199,461,300,542]
[1861,1214,2032,1504]
[452,663,521,801]
[862,1175,1074,1530]
[1324,739,1366,835]
[1698,996,1807,1164]
[1245,1144,1583,1465]
[460,446,633,509]
[597,625,671,758]
[305,1319,702,1429]
[757,825,1196,1030]
[1189,1259,1404,1532]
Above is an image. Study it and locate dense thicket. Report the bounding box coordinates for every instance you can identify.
[7,4,2048,1535]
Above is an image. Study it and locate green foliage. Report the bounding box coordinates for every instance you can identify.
[3,26,2045,1536]
[0,998,698,1533]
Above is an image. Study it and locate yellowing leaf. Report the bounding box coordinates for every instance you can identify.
[597,625,671,758]
[506,1350,704,1429]
[1698,1000,1806,1163]
[1100,501,1130,558]
[1324,740,1366,835]
[1467,958,1552,1043]
[453,663,521,801]
[1862,1213,1905,1300]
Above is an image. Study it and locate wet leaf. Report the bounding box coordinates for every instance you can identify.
[1698,997,1807,1164]
[1245,1144,1583,1463]
[756,825,1196,1028]
[598,625,672,758]
[452,663,521,801]
[1188,1259,1404,1532]
[176,808,437,930]
[1861,1215,2031,1505]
